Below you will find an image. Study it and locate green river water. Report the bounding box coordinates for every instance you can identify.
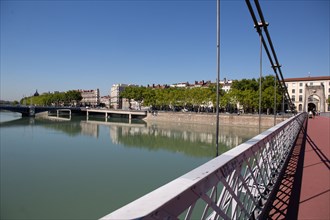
[0,111,264,219]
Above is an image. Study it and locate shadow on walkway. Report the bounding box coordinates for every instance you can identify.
[264,116,330,219]
[305,133,330,170]
[264,118,308,219]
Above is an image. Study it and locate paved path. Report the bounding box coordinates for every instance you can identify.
[267,115,330,219]
[298,116,330,219]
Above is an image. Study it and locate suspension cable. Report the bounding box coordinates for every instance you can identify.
[245,0,294,112]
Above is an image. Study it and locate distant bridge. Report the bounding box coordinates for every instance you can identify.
[0,105,82,117]
[82,108,147,121]
[0,105,147,119]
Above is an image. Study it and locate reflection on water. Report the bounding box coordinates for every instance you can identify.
[110,121,261,158]
[0,111,266,220]
[0,111,21,123]
[80,121,99,137]
[1,115,262,158]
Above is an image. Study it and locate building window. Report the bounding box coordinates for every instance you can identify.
[328,88,330,93]
[299,95,303,102]
[299,83,303,87]
[310,82,313,86]
[292,83,296,87]
[292,89,295,93]
[299,104,302,111]
[292,95,295,102]
[299,89,303,93]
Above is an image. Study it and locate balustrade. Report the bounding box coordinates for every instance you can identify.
[100,113,307,220]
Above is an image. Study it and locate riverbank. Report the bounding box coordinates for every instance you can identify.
[144,111,290,127]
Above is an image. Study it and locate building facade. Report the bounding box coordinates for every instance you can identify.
[78,89,100,107]
[110,84,128,109]
[100,96,111,108]
[285,76,330,113]
[220,78,233,92]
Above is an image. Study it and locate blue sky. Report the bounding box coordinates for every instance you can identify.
[1,0,329,101]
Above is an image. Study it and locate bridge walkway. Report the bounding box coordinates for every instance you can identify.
[267,115,330,219]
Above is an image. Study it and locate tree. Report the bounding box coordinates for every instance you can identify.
[120,86,146,109]
[207,84,225,113]
[143,88,157,107]
[228,75,284,114]
[231,78,258,91]
[120,86,136,109]
[133,87,145,110]
[65,90,82,105]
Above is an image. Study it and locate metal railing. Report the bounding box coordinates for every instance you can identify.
[100,112,307,220]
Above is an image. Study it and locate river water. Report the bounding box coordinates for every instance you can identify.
[0,111,264,219]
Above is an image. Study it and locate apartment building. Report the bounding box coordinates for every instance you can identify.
[110,84,127,109]
[100,96,111,108]
[78,89,100,107]
[220,78,232,92]
[169,79,230,90]
[285,76,330,112]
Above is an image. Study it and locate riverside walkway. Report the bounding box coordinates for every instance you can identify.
[298,115,330,219]
[267,115,330,219]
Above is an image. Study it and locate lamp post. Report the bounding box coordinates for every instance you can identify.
[215,0,220,157]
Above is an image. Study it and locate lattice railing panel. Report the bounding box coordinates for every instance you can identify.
[100,113,307,220]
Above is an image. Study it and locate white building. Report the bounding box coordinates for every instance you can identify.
[220,78,233,92]
[78,89,100,107]
[285,76,330,112]
[100,96,111,108]
[110,84,128,109]
[170,82,189,88]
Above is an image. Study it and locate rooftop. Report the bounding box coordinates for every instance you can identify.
[284,76,330,82]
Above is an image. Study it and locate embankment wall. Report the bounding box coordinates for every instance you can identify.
[144,112,289,127]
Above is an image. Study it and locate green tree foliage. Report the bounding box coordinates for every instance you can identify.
[121,86,221,112]
[231,78,258,91]
[120,75,283,114]
[20,90,82,106]
[120,86,145,109]
[228,75,283,113]
[142,88,157,107]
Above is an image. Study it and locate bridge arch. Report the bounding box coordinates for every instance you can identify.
[303,84,326,112]
[307,95,320,112]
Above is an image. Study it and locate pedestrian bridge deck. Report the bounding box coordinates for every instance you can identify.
[267,115,330,219]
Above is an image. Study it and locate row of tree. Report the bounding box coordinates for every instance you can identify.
[120,75,284,113]
[20,90,82,106]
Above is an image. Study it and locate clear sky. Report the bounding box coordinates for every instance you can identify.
[1,0,329,101]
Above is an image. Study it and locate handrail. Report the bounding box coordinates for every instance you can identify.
[100,112,307,220]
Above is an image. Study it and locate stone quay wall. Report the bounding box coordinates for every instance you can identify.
[144,112,289,127]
